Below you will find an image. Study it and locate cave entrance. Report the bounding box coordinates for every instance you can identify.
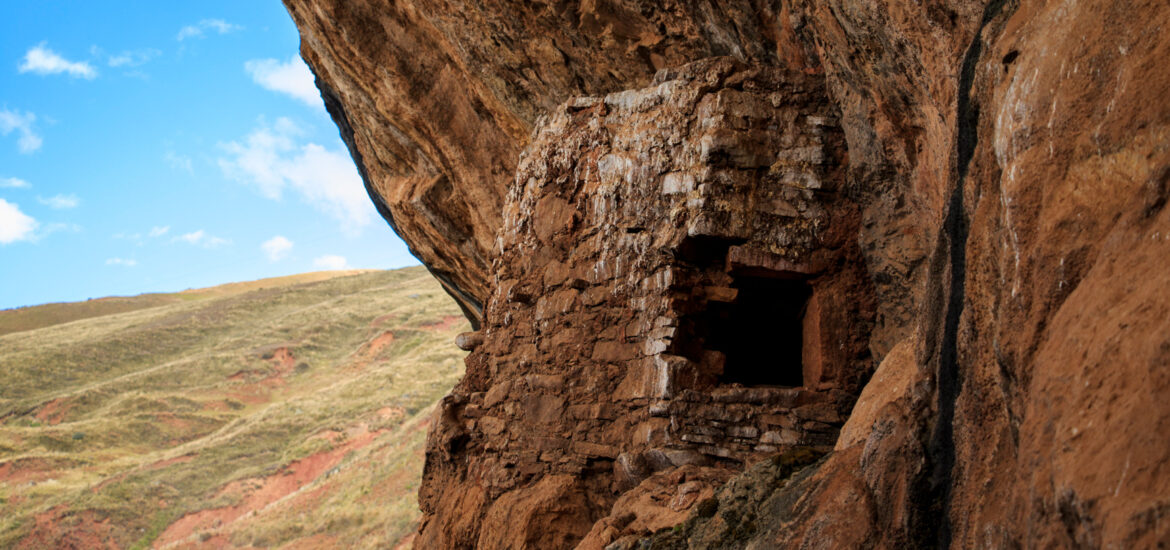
[706,276,811,387]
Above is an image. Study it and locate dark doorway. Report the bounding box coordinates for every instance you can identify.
[705,276,811,387]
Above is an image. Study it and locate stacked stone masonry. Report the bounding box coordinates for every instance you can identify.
[289,1,1170,547]
[420,58,875,547]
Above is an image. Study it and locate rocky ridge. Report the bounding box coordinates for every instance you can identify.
[286,1,1170,548]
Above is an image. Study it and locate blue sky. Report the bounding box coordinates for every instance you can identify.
[0,2,419,309]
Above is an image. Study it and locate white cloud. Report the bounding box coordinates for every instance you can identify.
[40,222,81,237]
[0,177,30,189]
[114,225,167,245]
[113,231,141,241]
[107,48,161,68]
[164,151,194,174]
[174,229,230,248]
[313,255,350,270]
[105,258,138,267]
[176,27,200,41]
[261,235,294,261]
[177,19,243,41]
[177,229,203,244]
[244,56,321,108]
[218,118,373,234]
[0,199,38,244]
[0,108,43,153]
[18,43,97,79]
[204,19,240,34]
[38,193,80,209]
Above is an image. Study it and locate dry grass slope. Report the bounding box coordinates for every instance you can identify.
[0,270,378,338]
[0,266,468,549]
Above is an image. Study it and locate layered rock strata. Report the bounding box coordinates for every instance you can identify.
[286,0,1170,548]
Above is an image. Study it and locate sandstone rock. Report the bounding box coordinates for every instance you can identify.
[835,338,919,452]
[454,331,483,351]
[482,381,511,410]
[478,416,506,437]
[477,475,603,550]
[282,0,815,324]
[409,59,869,546]
[287,0,1170,547]
[635,448,827,549]
[577,465,734,550]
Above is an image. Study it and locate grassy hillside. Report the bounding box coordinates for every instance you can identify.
[0,270,378,338]
[0,266,468,549]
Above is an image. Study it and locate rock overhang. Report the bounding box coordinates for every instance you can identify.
[418,57,876,547]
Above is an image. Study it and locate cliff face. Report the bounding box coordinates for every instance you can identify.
[282,0,814,324]
[285,0,1170,548]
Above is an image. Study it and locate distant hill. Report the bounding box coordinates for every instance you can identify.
[0,266,469,549]
[0,270,378,337]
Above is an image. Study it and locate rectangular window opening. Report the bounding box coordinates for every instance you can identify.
[705,276,811,388]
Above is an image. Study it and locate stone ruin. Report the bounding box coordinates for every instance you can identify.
[422,58,876,538]
[289,0,1170,546]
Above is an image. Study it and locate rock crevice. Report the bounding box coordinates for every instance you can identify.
[287,1,1170,548]
[923,2,1015,545]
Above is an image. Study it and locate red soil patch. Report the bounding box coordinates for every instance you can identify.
[17,506,120,550]
[201,400,233,411]
[154,427,385,548]
[228,347,297,382]
[0,457,63,485]
[370,313,397,326]
[155,412,193,431]
[268,347,297,373]
[176,481,338,549]
[363,331,396,357]
[418,315,463,332]
[223,375,283,399]
[34,397,75,425]
[312,429,345,444]
[281,481,334,513]
[147,454,195,470]
[376,406,407,420]
[224,371,284,406]
[90,472,129,494]
[225,390,269,406]
[344,331,397,373]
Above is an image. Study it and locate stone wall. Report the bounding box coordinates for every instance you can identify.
[288,1,1170,548]
[419,57,874,549]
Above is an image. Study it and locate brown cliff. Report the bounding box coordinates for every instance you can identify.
[285,0,1170,548]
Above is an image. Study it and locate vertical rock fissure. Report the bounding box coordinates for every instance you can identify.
[928,1,1011,547]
